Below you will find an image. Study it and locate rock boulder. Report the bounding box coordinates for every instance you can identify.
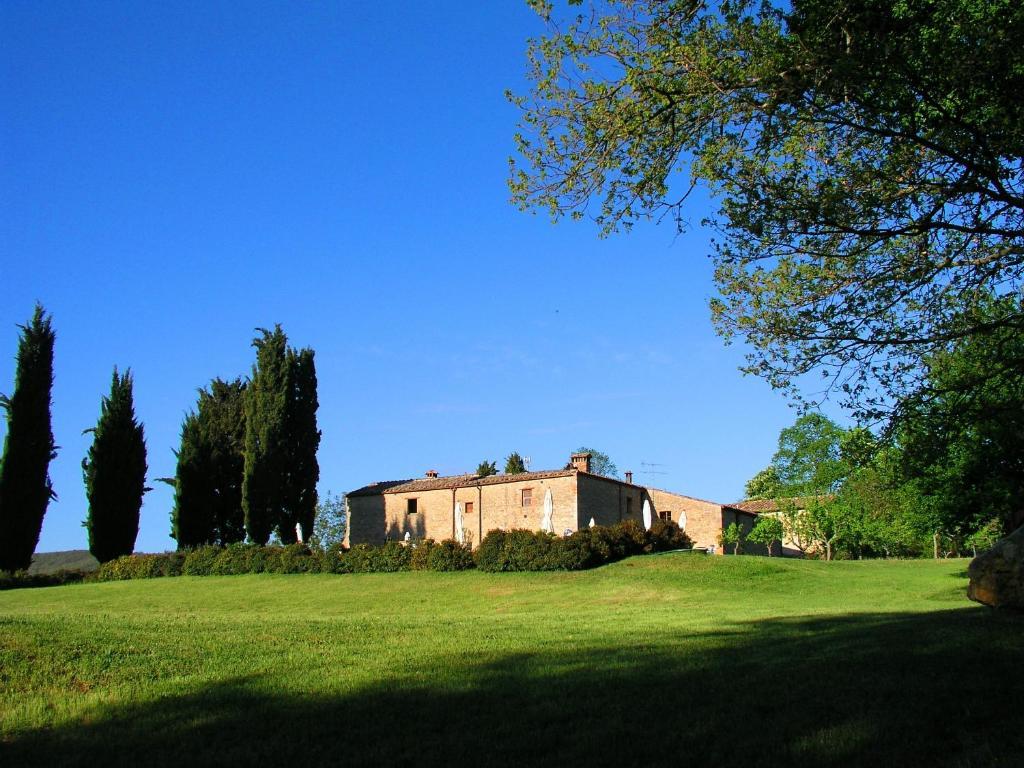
[967,525,1024,609]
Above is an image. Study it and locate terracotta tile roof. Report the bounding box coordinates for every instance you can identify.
[728,499,780,513]
[727,496,832,513]
[642,487,727,507]
[348,469,578,497]
[579,471,644,491]
[347,479,416,498]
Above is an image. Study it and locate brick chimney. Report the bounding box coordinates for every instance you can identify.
[570,452,592,473]
[425,469,439,479]
[625,471,633,484]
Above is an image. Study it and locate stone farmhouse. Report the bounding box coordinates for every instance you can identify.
[347,452,763,554]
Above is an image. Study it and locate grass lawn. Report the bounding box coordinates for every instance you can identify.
[1,555,1021,766]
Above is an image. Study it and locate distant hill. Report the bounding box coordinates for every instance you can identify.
[29,550,99,575]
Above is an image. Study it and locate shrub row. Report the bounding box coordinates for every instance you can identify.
[410,539,476,572]
[91,539,476,581]
[81,522,691,583]
[0,569,90,590]
[474,519,691,572]
[93,544,326,580]
[317,539,474,573]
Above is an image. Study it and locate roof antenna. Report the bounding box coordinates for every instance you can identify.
[639,461,668,478]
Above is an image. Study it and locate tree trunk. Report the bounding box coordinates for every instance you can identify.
[933,531,940,560]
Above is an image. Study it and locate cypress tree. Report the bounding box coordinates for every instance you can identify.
[504,452,527,474]
[170,378,247,548]
[279,348,320,543]
[242,327,289,545]
[0,305,57,573]
[83,368,148,563]
[169,411,213,548]
[204,378,247,544]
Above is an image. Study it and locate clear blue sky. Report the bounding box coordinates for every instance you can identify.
[1,1,799,554]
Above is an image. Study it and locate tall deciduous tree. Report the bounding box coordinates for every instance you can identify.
[745,413,877,559]
[83,368,148,563]
[279,347,320,544]
[308,492,346,550]
[772,413,847,496]
[0,305,57,572]
[575,446,619,478]
[511,0,1024,420]
[898,298,1024,535]
[831,454,923,559]
[170,378,247,548]
[743,467,782,501]
[243,327,290,545]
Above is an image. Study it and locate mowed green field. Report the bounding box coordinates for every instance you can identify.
[2,556,1021,767]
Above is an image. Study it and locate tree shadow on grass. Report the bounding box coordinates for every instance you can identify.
[4,608,1022,767]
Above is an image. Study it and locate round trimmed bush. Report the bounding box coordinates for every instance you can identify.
[182,545,222,576]
[427,539,474,571]
[94,555,136,581]
[648,519,691,551]
[321,543,350,573]
[341,542,412,572]
[279,543,318,573]
[475,530,508,572]
[211,543,259,575]
[410,539,436,571]
[156,552,186,577]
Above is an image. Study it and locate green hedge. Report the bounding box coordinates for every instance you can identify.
[426,539,475,571]
[50,521,692,584]
[474,520,692,572]
[93,552,185,581]
[182,546,221,576]
[339,542,411,572]
[277,543,320,574]
[0,569,90,590]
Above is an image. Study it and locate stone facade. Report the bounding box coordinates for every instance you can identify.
[576,474,645,529]
[349,473,580,549]
[347,454,761,555]
[646,489,726,552]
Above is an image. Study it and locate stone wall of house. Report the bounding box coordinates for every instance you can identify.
[346,494,386,547]
[477,475,579,541]
[643,489,728,552]
[577,475,645,529]
[347,474,580,547]
[721,506,769,556]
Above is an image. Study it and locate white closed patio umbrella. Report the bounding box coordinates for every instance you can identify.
[454,501,465,544]
[541,488,554,533]
[642,499,653,531]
